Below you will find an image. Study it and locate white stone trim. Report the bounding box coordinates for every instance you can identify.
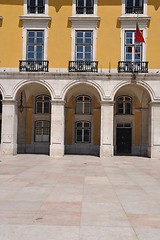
[68,16,100,28]
[19,15,51,22]
[120,24,148,61]
[72,0,98,16]
[21,19,49,60]
[24,0,48,15]
[70,27,98,61]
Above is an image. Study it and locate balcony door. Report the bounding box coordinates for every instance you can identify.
[75,30,93,62]
[27,30,44,62]
[125,31,143,63]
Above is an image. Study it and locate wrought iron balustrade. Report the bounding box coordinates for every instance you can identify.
[126,6,143,14]
[76,6,94,14]
[19,60,49,72]
[68,61,98,72]
[118,61,148,73]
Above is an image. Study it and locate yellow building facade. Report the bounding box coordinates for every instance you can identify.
[0,1,160,157]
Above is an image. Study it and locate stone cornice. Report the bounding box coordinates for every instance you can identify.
[118,15,151,24]
[68,16,100,27]
[0,72,160,82]
[19,15,52,22]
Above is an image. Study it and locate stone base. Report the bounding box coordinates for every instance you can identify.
[148,145,160,158]
[50,144,64,157]
[1,143,17,155]
[100,144,113,158]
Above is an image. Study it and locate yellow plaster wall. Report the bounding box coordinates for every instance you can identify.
[66,96,74,145]
[93,111,100,145]
[48,1,72,68]
[135,111,141,146]
[26,96,33,144]
[0,1,23,68]
[1,1,159,69]
[67,111,73,145]
[147,2,160,68]
[97,0,121,69]
[93,97,100,145]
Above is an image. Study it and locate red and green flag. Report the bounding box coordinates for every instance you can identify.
[135,23,145,43]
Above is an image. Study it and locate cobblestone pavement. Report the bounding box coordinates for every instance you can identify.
[0,154,160,240]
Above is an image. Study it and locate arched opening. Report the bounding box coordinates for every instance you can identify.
[16,83,51,154]
[114,84,151,156]
[0,93,2,145]
[65,84,101,156]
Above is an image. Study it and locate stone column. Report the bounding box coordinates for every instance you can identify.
[148,102,160,158]
[50,100,65,157]
[100,101,114,157]
[1,100,18,155]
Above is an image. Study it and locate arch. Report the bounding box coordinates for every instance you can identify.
[64,80,101,156]
[16,80,52,155]
[111,81,154,102]
[12,79,55,100]
[113,81,151,157]
[0,84,6,100]
[61,80,104,101]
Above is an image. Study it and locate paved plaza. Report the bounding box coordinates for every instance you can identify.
[0,154,160,240]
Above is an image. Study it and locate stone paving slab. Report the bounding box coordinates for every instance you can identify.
[0,154,160,239]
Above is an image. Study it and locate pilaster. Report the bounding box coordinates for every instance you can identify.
[1,100,18,155]
[100,101,114,157]
[50,100,65,157]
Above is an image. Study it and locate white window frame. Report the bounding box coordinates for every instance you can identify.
[120,25,146,61]
[22,24,48,60]
[35,95,51,114]
[34,120,50,142]
[72,0,97,16]
[71,27,97,61]
[76,95,91,114]
[75,121,91,143]
[24,0,48,15]
[122,0,147,15]
[116,96,132,115]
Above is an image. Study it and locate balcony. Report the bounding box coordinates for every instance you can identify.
[68,61,98,72]
[118,61,148,73]
[125,6,143,14]
[19,60,49,72]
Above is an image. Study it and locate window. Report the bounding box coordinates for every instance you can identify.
[27,30,44,61]
[76,96,91,114]
[116,96,132,115]
[75,121,91,143]
[35,120,50,142]
[76,0,94,14]
[125,0,143,14]
[27,0,45,14]
[125,30,142,63]
[76,31,93,62]
[35,95,51,114]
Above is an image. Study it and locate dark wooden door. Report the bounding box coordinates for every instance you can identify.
[116,128,132,154]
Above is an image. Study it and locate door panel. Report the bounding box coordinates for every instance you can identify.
[116,128,132,154]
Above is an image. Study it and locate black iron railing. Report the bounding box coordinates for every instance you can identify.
[76,6,94,14]
[126,6,143,14]
[68,61,98,72]
[118,61,148,73]
[19,60,49,72]
[27,5,45,14]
